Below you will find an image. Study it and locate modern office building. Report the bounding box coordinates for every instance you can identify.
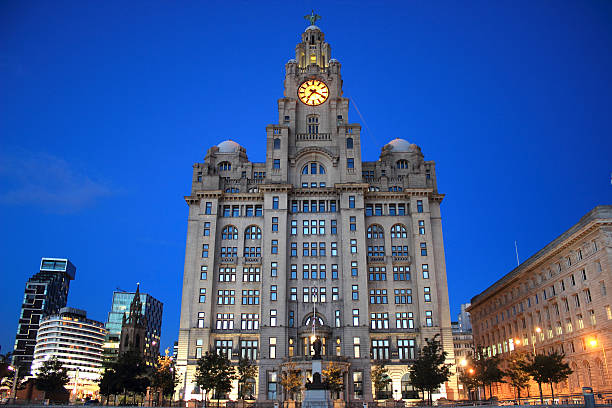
[31,307,106,399]
[12,258,76,373]
[103,286,163,363]
[176,16,455,402]
[457,303,472,333]
[469,206,612,398]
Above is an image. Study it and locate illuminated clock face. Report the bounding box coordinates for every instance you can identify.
[298,79,329,106]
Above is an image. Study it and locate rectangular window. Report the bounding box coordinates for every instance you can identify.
[350,239,357,253]
[291,242,297,257]
[270,310,277,327]
[332,287,339,301]
[351,261,358,276]
[255,205,263,216]
[398,204,406,215]
[335,310,341,327]
[288,310,295,327]
[368,266,387,281]
[349,195,355,208]
[422,264,429,279]
[369,289,388,304]
[370,312,389,330]
[242,267,260,282]
[389,204,396,216]
[272,217,278,231]
[271,240,278,254]
[371,339,390,360]
[417,200,423,213]
[420,242,428,256]
[425,310,433,327]
[290,264,297,279]
[303,287,309,303]
[303,264,309,279]
[396,312,414,329]
[197,312,205,328]
[353,338,361,358]
[350,216,356,231]
[352,309,360,326]
[394,289,412,304]
[347,158,354,168]
[196,339,203,358]
[199,288,206,303]
[393,266,410,281]
[332,264,338,279]
[267,371,277,400]
[241,289,260,305]
[273,159,280,169]
[331,219,337,234]
[200,265,208,280]
[589,310,596,325]
[424,287,431,302]
[320,287,326,302]
[353,371,363,398]
[216,313,234,330]
[205,202,212,214]
[418,220,425,235]
[202,244,209,258]
[270,285,277,301]
[269,337,277,359]
[272,196,279,209]
[331,242,338,256]
[291,220,297,235]
[240,313,260,330]
[217,290,236,305]
[203,222,211,236]
[220,267,237,282]
[352,285,359,300]
[290,287,297,301]
[398,339,416,360]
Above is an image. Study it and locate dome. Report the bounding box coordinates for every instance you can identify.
[329,58,339,63]
[305,25,320,31]
[287,58,297,64]
[217,140,241,153]
[386,138,418,152]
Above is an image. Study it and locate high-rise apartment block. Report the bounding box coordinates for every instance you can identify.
[31,307,106,399]
[103,287,163,363]
[177,19,455,402]
[13,258,76,373]
[469,206,612,398]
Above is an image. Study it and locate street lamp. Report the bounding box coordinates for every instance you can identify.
[7,365,20,401]
[532,327,542,355]
[587,338,609,377]
[460,359,467,367]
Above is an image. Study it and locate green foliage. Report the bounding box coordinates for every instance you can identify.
[98,351,151,402]
[194,352,236,404]
[472,349,505,400]
[409,335,452,405]
[372,364,392,399]
[322,362,344,399]
[505,351,531,400]
[237,357,257,399]
[33,357,70,398]
[527,352,572,404]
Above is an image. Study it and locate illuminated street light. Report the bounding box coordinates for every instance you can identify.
[460,359,467,367]
[535,327,542,333]
[468,368,475,374]
[587,337,609,376]
[514,339,521,345]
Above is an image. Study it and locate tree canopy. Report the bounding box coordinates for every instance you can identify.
[409,335,452,405]
[322,362,344,399]
[194,352,236,405]
[504,351,531,401]
[33,357,70,402]
[527,352,572,404]
[237,357,257,399]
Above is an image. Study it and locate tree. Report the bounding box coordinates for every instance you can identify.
[237,357,257,399]
[505,351,531,402]
[279,362,302,401]
[98,351,150,405]
[458,370,478,401]
[527,352,572,404]
[194,351,236,407]
[322,362,344,400]
[472,351,504,400]
[33,357,70,402]
[151,353,179,405]
[409,335,452,405]
[372,364,392,400]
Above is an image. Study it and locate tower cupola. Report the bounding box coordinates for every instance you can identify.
[296,11,331,69]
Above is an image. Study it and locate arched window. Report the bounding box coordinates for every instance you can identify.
[245,226,262,240]
[248,187,259,193]
[346,137,353,149]
[368,186,380,191]
[391,224,408,239]
[396,160,409,169]
[221,225,238,240]
[218,161,231,171]
[388,186,403,192]
[273,138,281,149]
[401,373,418,399]
[225,188,239,193]
[304,315,325,327]
[376,374,393,399]
[367,225,384,239]
[301,162,326,174]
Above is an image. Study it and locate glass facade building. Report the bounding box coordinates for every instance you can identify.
[103,289,163,362]
[13,258,76,373]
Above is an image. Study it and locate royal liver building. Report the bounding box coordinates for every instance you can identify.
[177,16,455,403]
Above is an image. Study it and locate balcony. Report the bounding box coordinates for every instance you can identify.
[243,256,262,264]
[392,256,411,263]
[368,256,385,264]
[296,133,331,141]
[220,257,237,264]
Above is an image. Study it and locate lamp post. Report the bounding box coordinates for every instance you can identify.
[587,337,609,377]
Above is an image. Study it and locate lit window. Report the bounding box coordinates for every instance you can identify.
[347,158,354,168]
[273,159,280,169]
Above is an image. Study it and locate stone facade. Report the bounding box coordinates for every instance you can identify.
[176,21,455,403]
[469,206,612,398]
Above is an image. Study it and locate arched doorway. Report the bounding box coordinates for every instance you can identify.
[401,373,419,399]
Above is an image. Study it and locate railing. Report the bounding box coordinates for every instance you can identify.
[296,133,331,141]
[220,257,237,264]
[244,257,262,264]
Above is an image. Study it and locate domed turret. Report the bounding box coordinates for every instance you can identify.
[385,138,419,153]
[217,140,242,153]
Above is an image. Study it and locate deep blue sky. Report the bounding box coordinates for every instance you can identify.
[1,1,611,355]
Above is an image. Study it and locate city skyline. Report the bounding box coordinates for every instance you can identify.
[1,1,611,357]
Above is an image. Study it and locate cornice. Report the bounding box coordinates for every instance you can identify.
[333,183,369,192]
